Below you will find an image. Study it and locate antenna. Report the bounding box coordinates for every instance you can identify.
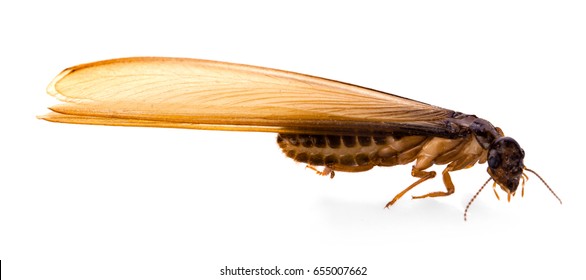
[524,168,562,204]
[464,177,492,221]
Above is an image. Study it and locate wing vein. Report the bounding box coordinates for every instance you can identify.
[44,57,456,136]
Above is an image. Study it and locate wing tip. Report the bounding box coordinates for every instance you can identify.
[46,67,76,101]
[37,111,67,123]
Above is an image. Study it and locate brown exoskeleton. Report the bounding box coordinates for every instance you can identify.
[39,57,561,220]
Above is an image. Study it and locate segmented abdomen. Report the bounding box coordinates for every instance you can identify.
[276,133,429,169]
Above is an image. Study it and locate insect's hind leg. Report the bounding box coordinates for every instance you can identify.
[305,163,375,179]
[385,167,436,208]
[306,165,335,178]
[411,166,455,200]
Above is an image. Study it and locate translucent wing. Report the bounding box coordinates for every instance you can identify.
[40,57,456,136]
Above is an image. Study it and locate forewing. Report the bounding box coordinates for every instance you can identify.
[41,57,455,136]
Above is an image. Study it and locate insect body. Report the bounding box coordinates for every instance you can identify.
[40,57,561,219]
[275,116,529,210]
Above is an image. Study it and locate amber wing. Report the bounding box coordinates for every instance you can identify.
[41,57,456,136]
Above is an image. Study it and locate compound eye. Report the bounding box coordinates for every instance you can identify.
[488,154,501,169]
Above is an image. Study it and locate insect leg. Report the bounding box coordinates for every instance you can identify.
[385,167,436,208]
[305,163,374,178]
[305,165,335,178]
[411,166,455,200]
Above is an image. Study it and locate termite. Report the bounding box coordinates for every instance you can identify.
[39,57,561,220]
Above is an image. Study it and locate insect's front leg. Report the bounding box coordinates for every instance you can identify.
[412,165,455,200]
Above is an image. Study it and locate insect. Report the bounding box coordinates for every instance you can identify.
[39,57,561,220]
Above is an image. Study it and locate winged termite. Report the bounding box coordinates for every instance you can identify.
[39,57,561,219]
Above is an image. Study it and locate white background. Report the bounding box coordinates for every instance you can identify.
[1,0,585,279]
